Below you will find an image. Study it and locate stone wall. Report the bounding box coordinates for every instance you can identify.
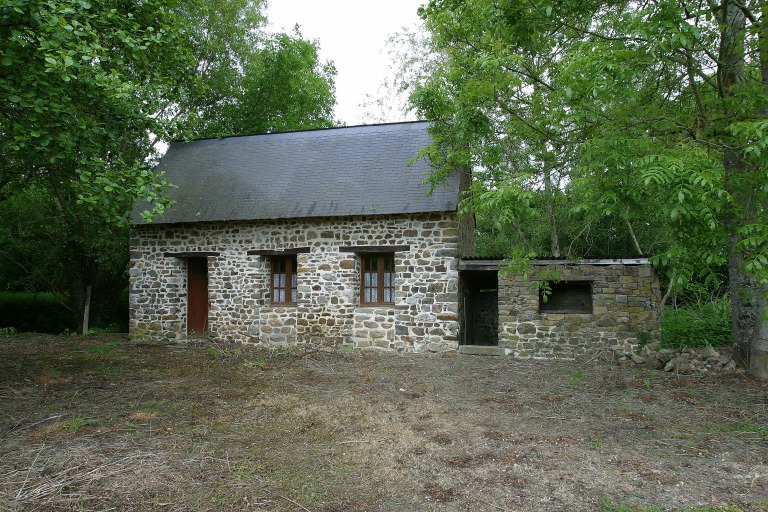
[497,262,660,359]
[129,213,460,352]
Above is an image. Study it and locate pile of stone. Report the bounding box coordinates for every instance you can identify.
[613,343,739,374]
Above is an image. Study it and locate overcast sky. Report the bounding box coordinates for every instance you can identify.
[266,0,424,126]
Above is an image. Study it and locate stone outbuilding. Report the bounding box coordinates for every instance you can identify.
[130,121,660,356]
[458,258,661,358]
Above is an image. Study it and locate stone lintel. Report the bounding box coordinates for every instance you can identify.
[247,247,311,256]
[339,245,410,253]
[163,251,220,258]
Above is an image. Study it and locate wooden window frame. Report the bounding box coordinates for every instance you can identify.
[271,254,298,305]
[360,253,395,306]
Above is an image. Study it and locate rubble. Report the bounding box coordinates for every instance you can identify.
[612,342,741,375]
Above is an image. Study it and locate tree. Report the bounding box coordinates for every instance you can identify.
[411,0,768,378]
[169,0,336,138]
[191,29,337,138]
[1,0,193,331]
[0,0,337,332]
[0,186,129,330]
[360,24,433,124]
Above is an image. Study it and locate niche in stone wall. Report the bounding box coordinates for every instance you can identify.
[539,281,593,314]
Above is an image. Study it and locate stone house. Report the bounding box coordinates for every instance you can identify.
[130,121,660,355]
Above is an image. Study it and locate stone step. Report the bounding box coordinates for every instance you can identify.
[458,345,511,356]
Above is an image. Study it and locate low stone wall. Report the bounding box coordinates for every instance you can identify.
[130,212,460,352]
[498,262,660,359]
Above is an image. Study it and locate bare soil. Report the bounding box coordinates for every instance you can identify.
[0,334,766,512]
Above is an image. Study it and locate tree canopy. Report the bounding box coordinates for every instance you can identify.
[0,0,337,331]
[172,0,336,138]
[411,0,767,377]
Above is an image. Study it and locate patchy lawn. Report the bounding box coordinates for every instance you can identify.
[0,334,766,512]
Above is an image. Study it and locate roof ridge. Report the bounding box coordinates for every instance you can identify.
[169,120,430,144]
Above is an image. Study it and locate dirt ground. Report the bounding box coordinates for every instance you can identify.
[0,334,766,512]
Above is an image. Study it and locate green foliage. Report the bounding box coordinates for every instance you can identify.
[413,0,768,270]
[0,289,124,334]
[474,189,668,258]
[172,0,336,138]
[0,186,131,328]
[661,298,732,349]
[0,0,337,333]
[59,414,88,431]
[0,0,190,330]
[0,0,184,222]
[413,0,768,373]
[191,29,337,138]
[0,326,17,337]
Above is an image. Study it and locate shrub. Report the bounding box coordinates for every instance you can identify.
[0,292,75,333]
[0,326,18,337]
[0,290,128,334]
[660,297,732,349]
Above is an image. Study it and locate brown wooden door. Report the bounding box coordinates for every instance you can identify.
[187,258,209,334]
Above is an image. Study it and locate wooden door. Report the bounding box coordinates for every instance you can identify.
[187,258,209,334]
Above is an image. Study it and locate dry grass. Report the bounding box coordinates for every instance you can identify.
[0,334,767,511]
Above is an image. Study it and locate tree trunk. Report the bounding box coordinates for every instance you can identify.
[717,1,767,377]
[749,287,768,380]
[65,264,87,333]
[726,221,756,367]
[458,167,476,257]
[751,0,768,381]
[544,168,560,257]
[82,285,92,334]
[624,212,643,256]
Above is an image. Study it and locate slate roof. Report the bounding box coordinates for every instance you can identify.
[134,121,459,225]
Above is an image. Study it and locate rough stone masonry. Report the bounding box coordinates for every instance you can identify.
[498,262,661,359]
[130,212,461,352]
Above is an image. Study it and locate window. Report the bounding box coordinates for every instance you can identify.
[361,253,395,305]
[539,281,592,313]
[272,255,297,304]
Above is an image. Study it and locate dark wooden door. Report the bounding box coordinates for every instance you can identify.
[187,258,209,334]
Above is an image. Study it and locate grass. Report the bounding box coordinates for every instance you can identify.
[704,422,768,443]
[661,298,732,349]
[568,369,585,385]
[85,343,119,357]
[599,502,749,512]
[2,334,767,511]
[59,414,88,431]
